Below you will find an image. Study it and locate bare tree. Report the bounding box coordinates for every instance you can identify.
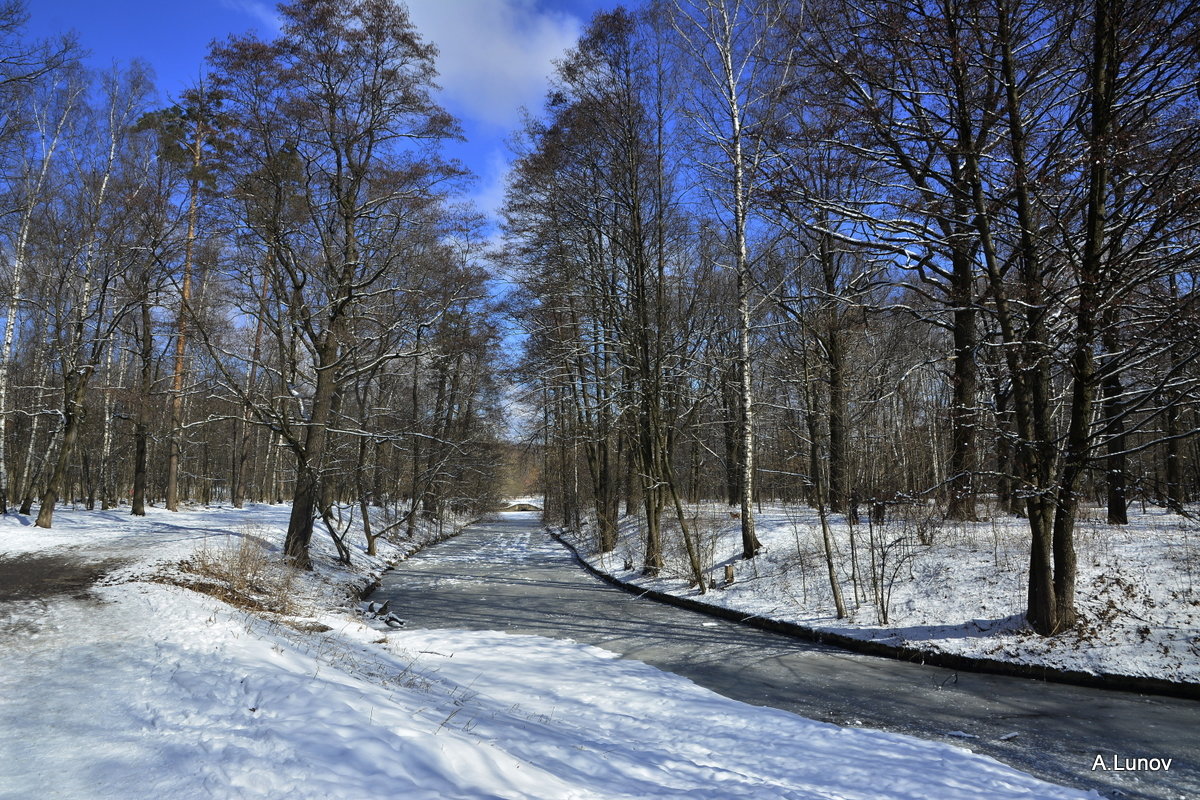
[207,0,462,567]
[670,0,798,558]
[0,61,82,514]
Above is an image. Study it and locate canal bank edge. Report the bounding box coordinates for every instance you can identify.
[549,529,1200,702]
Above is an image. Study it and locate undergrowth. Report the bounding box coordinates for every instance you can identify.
[170,528,300,616]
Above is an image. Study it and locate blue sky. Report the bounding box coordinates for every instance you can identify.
[26,0,621,222]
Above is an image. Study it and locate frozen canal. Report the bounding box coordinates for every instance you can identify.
[376,512,1200,800]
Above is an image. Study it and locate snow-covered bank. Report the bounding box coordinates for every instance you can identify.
[559,503,1200,689]
[1,505,1101,798]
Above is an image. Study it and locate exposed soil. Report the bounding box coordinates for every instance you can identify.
[0,554,122,602]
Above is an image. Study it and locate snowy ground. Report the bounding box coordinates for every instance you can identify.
[563,501,1200,685]
[0,503,1103,798]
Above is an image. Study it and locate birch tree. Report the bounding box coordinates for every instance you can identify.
[0,67,82,513]
[0,5,79,514]
[670,0,796,558]
[34,63,152,528]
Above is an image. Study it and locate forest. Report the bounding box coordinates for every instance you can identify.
[1,0,1197,640]
[0,0,506,569]
[503,0,1200,638]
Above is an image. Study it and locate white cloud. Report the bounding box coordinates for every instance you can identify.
[472,146,515,222]
[403,0,582,129]
[219,0,283,33]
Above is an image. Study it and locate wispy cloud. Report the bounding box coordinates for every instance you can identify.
[218,0,282,34]
[471,146,518,225]
[404,0,582,129]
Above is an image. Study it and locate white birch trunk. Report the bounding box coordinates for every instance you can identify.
[0,88,78,512]
[36,72,127,528]
[98,340,125,509]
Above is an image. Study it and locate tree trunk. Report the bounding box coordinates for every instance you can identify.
[83,450,95,510]
[166,130,205,512]
[972,0,1074,635]
[805,353,845,617]
[230,418,246,509]
[826,320,848,516]
[131,299,154,516]
[131,417,149,516]
[285,466,319,567]
[1102,335,1128,524]
[36,374,88,528]
[947,252,978,521]
[16,370,56,518]
[407,340,422,537]
[639,441,664,576]
[283,331,339,568]
[98,342,121,510]
[1025,494,1057,633]
[1164,275,1185,512]
[1046,0,1121,632]
[736,263,761,558]
[1165,404,1183,512]
[664,454,706,592]
[722,373,740,506]
[623,435,639,517]
[993,385,1019,517]
[595,436,619,553]
[813,230,852,517]
[0,99,73,514]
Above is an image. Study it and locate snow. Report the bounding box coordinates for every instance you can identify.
[0,504,1101,799]
[561,502,1200,685]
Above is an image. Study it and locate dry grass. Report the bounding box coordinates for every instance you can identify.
[172,530,301,616]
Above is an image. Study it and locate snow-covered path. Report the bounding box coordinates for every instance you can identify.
[377,513,1200,800]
